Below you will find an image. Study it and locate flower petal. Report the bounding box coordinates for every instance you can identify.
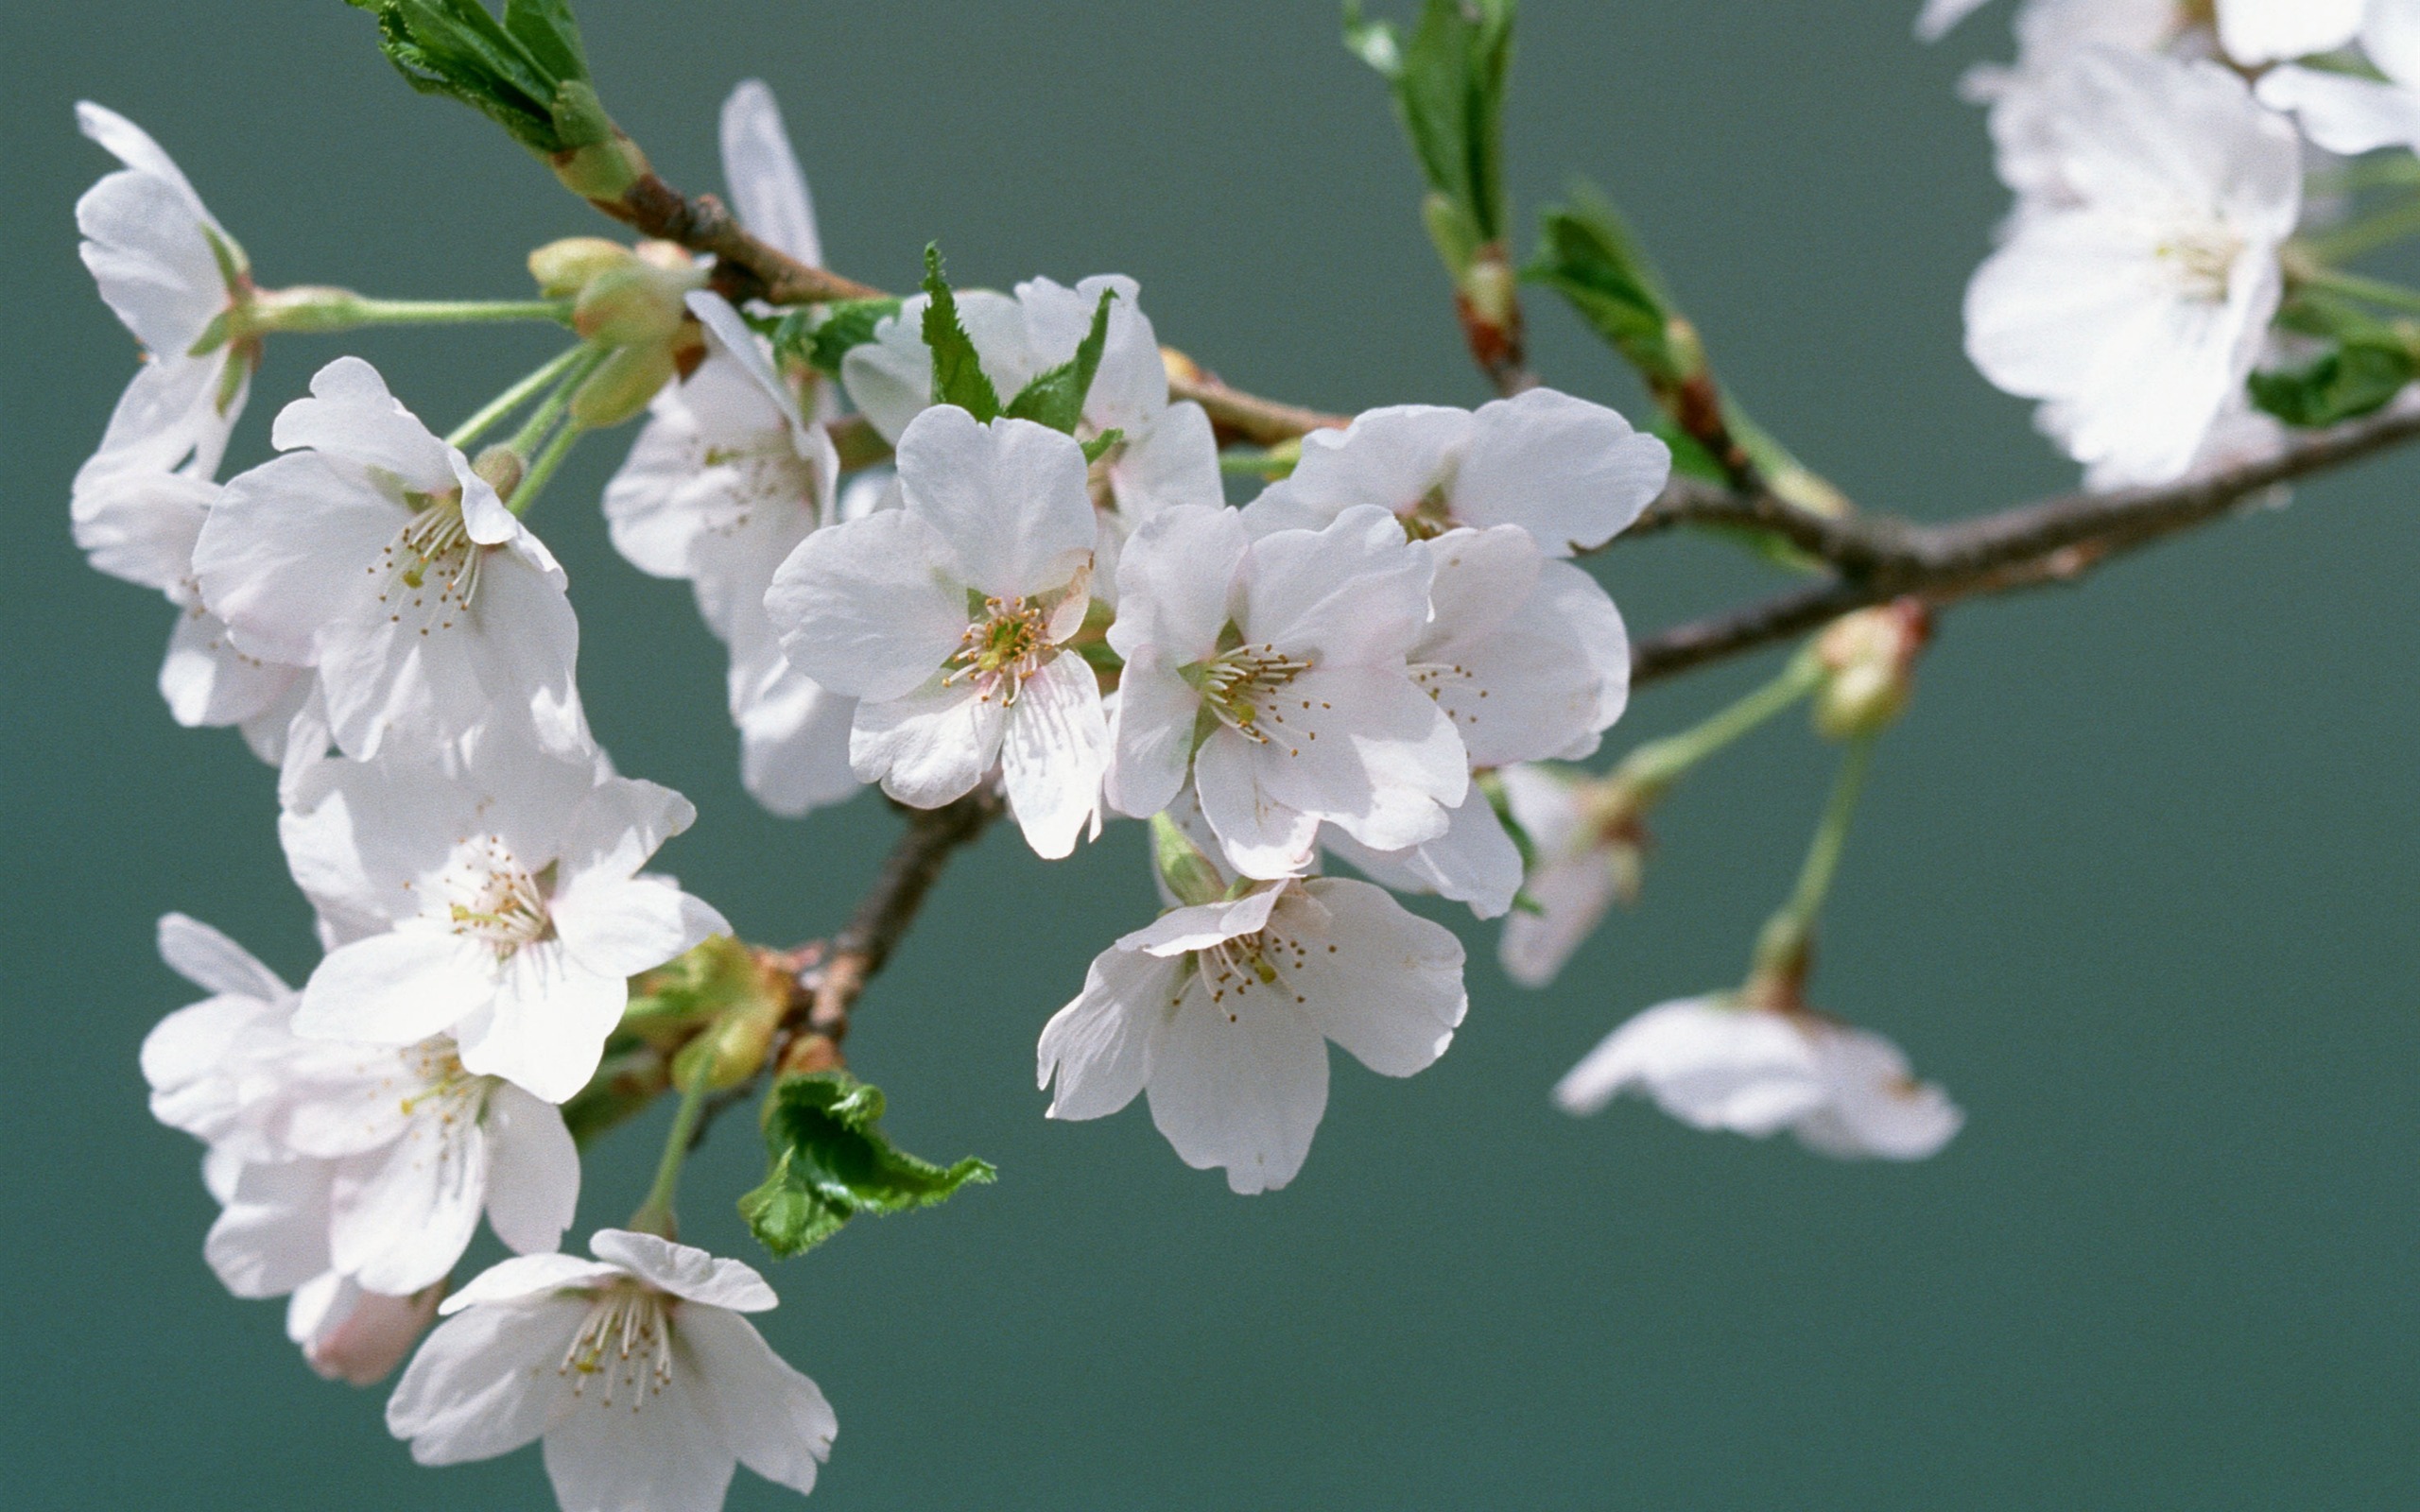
[1000,652,1108,859]
[329,1110,487,1295]
[204,1159,333,1298]
[543,1369,734,1512]
[295,927,496,1046]
[895,406,1096,599]
[766,507,967,701]
[1146,969,1330,1194]
[388,1297,584,1464]
[1452,388,1669,556]
[1286,878,1467,1076]
[482,1083,579,1255]
[195,451,403,667]
[554,873,728,982]
[453,943,628,1105]
[849,682,1004,808]
[269,356,457,492]
[683,1304,838,1496]
[718,79,821,265]
[589,1230,778,1312]
[1038,947,1179,1121]
[157,911,289,1000]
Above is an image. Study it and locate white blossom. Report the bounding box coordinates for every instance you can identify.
[1237,389,1669,558]
[282,735,729,1103]
[606,293,856,817]
[2214,0,2365,65]
[1951,1,2206,205]
[1493,764,1634,988]
[387,1229,837,1511]
[766,404,1110,858]
[194,356,586,762]
[1104,503,1468,880]
[73,102,251,487]
[1320,525,1630,917]
[840,272,1222,533]
[1963,47,2302,487]
[1554,997,1962,1160]
[2258,1,2420,156]
[288,1273,444,1386]
[1039,875,1466,1194]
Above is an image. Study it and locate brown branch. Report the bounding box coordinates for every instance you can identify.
[1167,370,1350,446]
[604,175,885,304]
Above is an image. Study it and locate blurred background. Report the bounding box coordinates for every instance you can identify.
[3,3,2413,1507]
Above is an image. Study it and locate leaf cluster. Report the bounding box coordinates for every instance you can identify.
[2253,293,2418,428]
[1528,182,1692,387]
[918,245,1119,437]
[1344,0,1516,268]
[738,1071,994,1259]
[772,299,905,380]
[344,0,608,155]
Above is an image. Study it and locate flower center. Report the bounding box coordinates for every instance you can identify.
[698,442,814,536]
[1182,913,1319,1022]
[943,596,1053,706]
[1187,643,1314,744]
[2153,225,2241,304]
[395,1041,487,1118]
[444,840,553,958]
[375,492,486,639]
[561,1282,674,1411]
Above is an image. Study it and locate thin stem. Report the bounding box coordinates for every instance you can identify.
[2308,153,2420,199]
[2304,195,2420,266]
[630,1056,715,1239]
[1749,731,1880,991]
[507,345,608,457]
[445,345,590,451]
[2294,265,2420,316]
[332,296,573,326]
[1218,448,1298,477]
[1616,650,1824,796]
[509,421,584,518]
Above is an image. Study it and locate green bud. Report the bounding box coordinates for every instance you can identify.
[1151,813,1229,909]
[471,445,523,501]
[1811,602,1930,741]
[528,236,633,299]
[573,256,701,347]
[670,1000,782,1092]
[1423,191,1481,281]
[570,342,677,429]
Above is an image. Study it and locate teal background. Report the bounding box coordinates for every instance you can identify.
[3,4,2414,1507]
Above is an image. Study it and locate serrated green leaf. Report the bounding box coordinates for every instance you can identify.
[2249,339,2415,427]
[1347,0,1516,249]
[739,1071,994,1259]
[343,0,594,154]
[773,299,905,380]
[918,245,1002,421]
[1005,288,1117,434]
[1080,428,1124,464]
[1529,181,1685,383]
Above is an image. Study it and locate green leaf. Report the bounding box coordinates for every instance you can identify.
[344,0,594,153]
[773,298,905,380]
[2249,339,2415,427]
[1080,428,1125,465]
[919,244,1002,421]
[1005,288,1117,434]
[1529,181,1686,384]
[1150,813,1228,908]
[738,1071,994,1259]
[1345,0,1516,250]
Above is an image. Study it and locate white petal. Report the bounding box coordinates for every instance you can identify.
[388,1297,583,1464]
[1915,0,1995,43]
[482,1083,579,1254]
[269,356,457,492]
[1038,947,1179,1120]
[453,943,628,1105]
[78,351,241,480]
[766,507,967,701]
[1104,401,1223,523]
[1324,786,1526,919]
[1285,878,1466,1076]
[1251,405,1470,530]
[1248,664,1467,854]
[70,466,213,592]
[1239,505,1432,664]
[1000,653,1109,859]
[719,79,821,266]
[330,1111,487,1295]
[1498,852,1620,989]
[589,1230,779,1312]
[735,661,863,817]
[1452,388,1669,555]
[204,1159,333,1298]
[850,681,1004,808]
[157,911,288,1000]
[839,304,937,443]
[555,775,697,885]
[895,406,1097,599]
[1103,502,1248,662]
[2215,0,2364,63]
[681,1305,838,1496]
[77,102,215,223]
[76,163,223,354]
[1146,969,1330,1194]
[160,606,306,730]
[2255,67,2420,156]
[1792,1028,1965,1161]
[296,927,497,1046]
[554,873,728,981]
[441,1252,625,1314]
[544,1368,734,1512]
[1103,644,1200,820]
[1554,998,1828,1136]
[195,451,404,667]
[1194,730,1322,881]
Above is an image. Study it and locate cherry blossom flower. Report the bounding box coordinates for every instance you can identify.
[1038,874,1466,1194]
[1237,388,1669,558]
[2213,0,2365,64]
[606,292,856,817]
[839,272,1221,534]
[1963,47,2302,487]
[194,356,585,762]
[73,102,251,486]
[288,1273,444,1386]
[282,735,729,1103]
[1320,525,1630,917]
[144,916,581,1295]
[387,1229,837,1510]
[1492,764,1639,988]
[1104,503,1468,879]
[2258,1,2420,157]
[1553,997,1962,1160]
[766,404,1109,858]
[1948,1,2206,205]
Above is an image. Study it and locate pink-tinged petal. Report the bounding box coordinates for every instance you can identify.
[681,1305,838,1496]
[1284,879,1466,1076]
[454,943,627,1105]
[70,467,214,592]
[1103,644,1200,820]
[296,927,497,1046]
[1452,388,1669,555]
[767,507,966,701]
[1194,730,1321,881]
[440,1252,624,1314]
[389,1297,585,1463]
[1039,948,1180,1120]
[554,874,728,981]
[544,1368,734,1512]
[330,1113,487,1296]
[1105,502,1247,662]
[720,80,821,265]
[204,1159,334,1299]
[895,407,1097,599]
[300,1280,441,1386]
[1000,652,1108,859]
[482,1083,579,1255]
[1146,970,1330,1194]
[589,1230,779,1312]
[1254,405,1471,527]
[849,682,1004,808]
[195,452,404,667]
[1239,505,1433,664]
[157,911,288,1000]
[269,356,456,492]
[1498,851,1620,989]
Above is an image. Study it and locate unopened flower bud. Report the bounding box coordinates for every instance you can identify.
[471,444,523,501]
[1460,249,1520,334]
[528,236,633,299]
[570,341,678,429]
[304,1284,443,1387]
[573,256,703,348]
[1159,344,1205,387]
[673,998,783,1091]
[1812,600,1931,740]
